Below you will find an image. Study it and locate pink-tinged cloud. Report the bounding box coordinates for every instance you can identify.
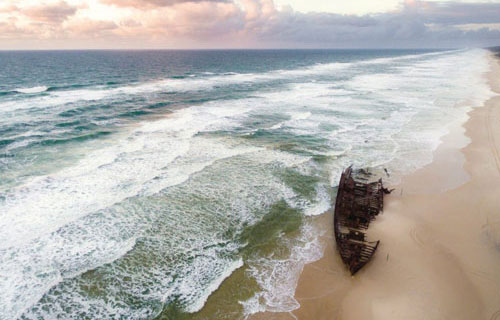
[110,1,246,41]
[0,0,499,49]
[65,19,118,36]
[101,0,230,9]
[240,0,276,21]
[23,1,77,24]
[153,2,244,37]
[0,21,32,39]
[0,4,18,14]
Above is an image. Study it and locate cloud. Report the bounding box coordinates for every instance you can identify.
[144,1,245,38]
[236,0,500,47]
[65,19,118,36]
[402,0,500,25]
[0,0,499,49]
[0,21,31,39]
[0,4,18,14]
[101,0,230,9]
[23,1,77,24]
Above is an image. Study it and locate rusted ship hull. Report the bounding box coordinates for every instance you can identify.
[333,166,387,275]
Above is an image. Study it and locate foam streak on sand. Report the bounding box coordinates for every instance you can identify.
[283,53,500,320]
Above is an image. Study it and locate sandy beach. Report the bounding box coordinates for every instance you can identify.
[258,52,500,320]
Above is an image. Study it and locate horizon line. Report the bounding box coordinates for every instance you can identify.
[0,47,471,52]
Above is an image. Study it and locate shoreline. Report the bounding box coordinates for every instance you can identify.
[256,52,500,319]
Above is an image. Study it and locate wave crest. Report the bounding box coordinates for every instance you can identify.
[14,86,49,94]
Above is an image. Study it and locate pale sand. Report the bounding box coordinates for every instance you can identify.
[255,53,500,320]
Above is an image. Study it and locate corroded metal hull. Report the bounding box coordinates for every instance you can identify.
[333,167,387,275]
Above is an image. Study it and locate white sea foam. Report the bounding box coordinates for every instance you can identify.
[14,86,49,94]
[0,48,494,319]
[0,95,299,318]
[0,50,453,115]
[241,222,325,316]
[303,184,331,216]
[357,49,458,66]
[185,258,243,313]
[343,49,493,177]
[0,99,256,248]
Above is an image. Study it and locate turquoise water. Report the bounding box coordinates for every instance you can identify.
[0,49,493,319]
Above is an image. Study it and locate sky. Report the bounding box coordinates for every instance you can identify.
[0,0,499,49]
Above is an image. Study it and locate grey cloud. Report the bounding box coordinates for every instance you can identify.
[246,1,500,48]
[402,1,500,25]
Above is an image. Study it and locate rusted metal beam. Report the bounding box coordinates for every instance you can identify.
[333,166,388,275]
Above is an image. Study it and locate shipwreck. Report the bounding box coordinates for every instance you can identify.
[333,166,391,275]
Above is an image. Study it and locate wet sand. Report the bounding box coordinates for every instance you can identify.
[261,52,500,319]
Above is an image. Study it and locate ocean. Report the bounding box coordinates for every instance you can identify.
[0,49,493,319]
